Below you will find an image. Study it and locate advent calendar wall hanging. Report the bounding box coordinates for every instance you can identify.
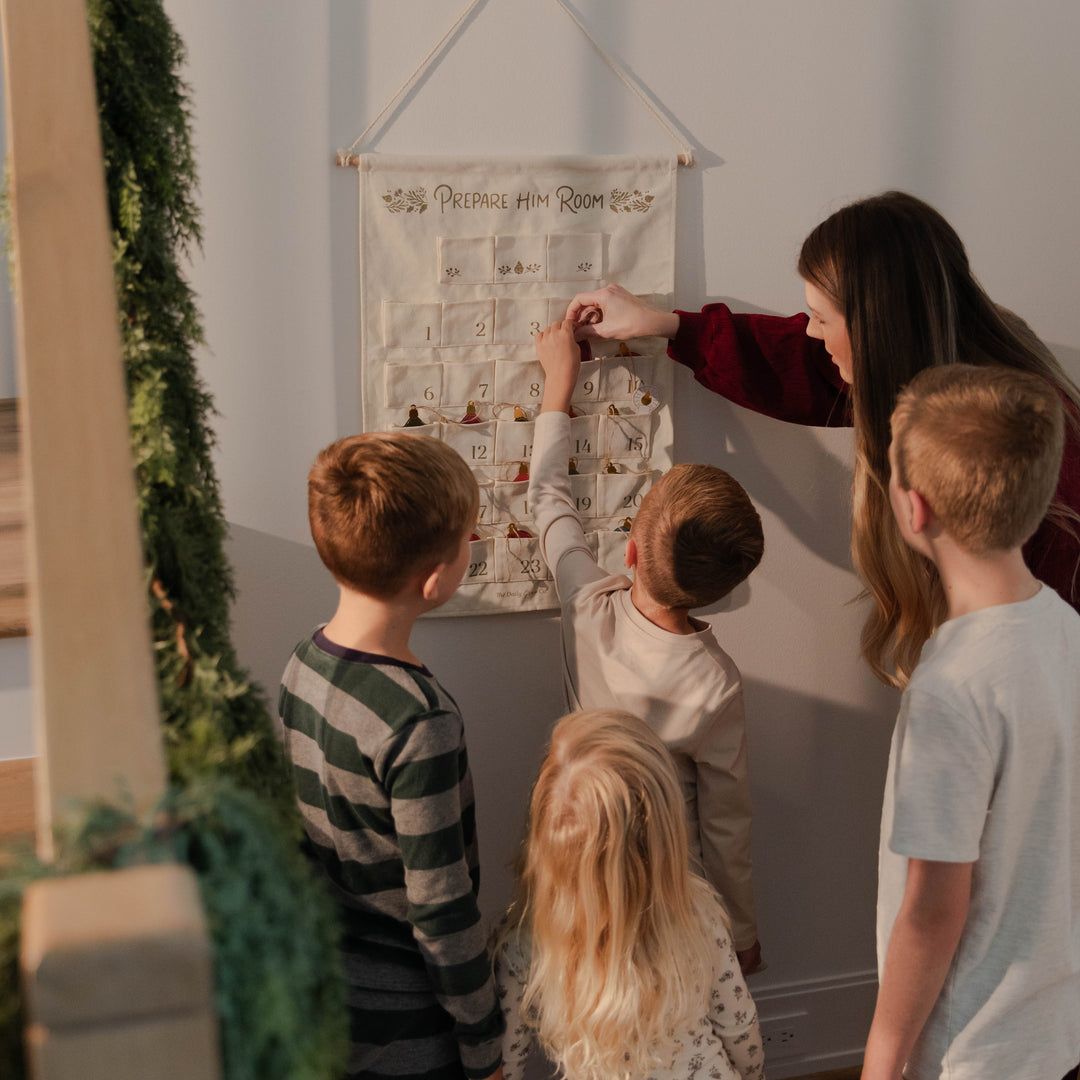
[337,0,693,616]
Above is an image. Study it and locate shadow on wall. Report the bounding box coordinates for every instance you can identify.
[1051,343,1080,384]
[742,674,895,986]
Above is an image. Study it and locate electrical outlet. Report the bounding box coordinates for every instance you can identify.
[759,1011,809,1061]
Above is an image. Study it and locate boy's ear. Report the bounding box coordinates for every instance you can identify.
[420,561,446,603]
[624,537,638,569]
[907,488,933,536]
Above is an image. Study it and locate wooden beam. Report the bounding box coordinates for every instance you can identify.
[0,757,35,841]
[0,399,30,638]
[0,0,166,856]
[22,865,221,1080]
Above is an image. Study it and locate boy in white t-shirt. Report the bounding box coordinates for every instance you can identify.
[528,320,765,973]
[865,364,1080,1080]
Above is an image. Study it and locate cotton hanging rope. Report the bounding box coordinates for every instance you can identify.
[335,0,694,168]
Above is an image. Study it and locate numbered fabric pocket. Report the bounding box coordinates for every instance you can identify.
[500,536,550,583]
[442,419,496,467]
[396,418,442,439]
[573,359,603,404]
[442,360,494,408]
[385,362,442,409]
[570,473,598,518]
[494,419,536,466]
[495,359,545,408]
[596,469,659,518]
[596,529,631,577]
[631,355,658,394]
[601,356,645,402]
[547,233,603,282]
[438,236,495,285]
[494,297,550,346]
[475,482,495,529]
[547,297,573,324]
[495,235,547,283]
[464,538,494,585]
[383,301,441,348]
[568,413,600,461]
[599,411,655,461]
[492,479,531,525]
[441,299,495,347]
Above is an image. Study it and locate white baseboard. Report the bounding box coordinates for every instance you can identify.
[751,968,878,1079]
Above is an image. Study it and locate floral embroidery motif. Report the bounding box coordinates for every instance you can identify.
[498,261,543,277]
[382,186,427,213]
[609,187,654,213]
[577,261,593,273]
[444,266,461,278]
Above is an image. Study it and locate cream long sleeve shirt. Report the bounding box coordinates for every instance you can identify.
[527,411,758,949]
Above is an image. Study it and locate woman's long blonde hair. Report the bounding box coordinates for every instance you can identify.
[798,191,1080,687]
[500,709,723,1080]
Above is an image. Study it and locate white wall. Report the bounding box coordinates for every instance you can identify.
[5,0,1079,1073]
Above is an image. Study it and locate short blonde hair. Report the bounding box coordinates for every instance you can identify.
[503,709,724,1080]
[891,365,1064,554]
[633,464,764,609]
[308,432,478,597]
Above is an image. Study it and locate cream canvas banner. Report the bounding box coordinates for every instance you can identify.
[358,153,677,616]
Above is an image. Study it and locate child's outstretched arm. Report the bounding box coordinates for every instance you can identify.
[862,859,972,1080]
[528,321,608,604]
[534,320,581,414]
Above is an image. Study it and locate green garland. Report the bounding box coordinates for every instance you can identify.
[0,1,348,1076]
[90,0,284,797]
[1,781,347,1080]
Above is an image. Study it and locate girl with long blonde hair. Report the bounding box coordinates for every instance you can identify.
[494,709,762,1080]
[567,191,1080,687]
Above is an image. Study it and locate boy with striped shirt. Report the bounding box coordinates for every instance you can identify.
[277,432,503,1080]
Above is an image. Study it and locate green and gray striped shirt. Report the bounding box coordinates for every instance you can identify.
[277,628,503,1077]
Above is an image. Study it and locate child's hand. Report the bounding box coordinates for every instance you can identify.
[534,320,581,414]
[736,940,763,976]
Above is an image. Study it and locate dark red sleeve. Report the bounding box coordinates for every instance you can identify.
[1023,410,1080,612]
[668,304,852,428]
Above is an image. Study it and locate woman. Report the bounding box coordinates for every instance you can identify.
[568,191,1080,687]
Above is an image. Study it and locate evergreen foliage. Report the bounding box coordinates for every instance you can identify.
[88,0,282,795]
[1,782,348,1080]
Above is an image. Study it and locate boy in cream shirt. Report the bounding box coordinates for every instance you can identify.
[528,320,765,972]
